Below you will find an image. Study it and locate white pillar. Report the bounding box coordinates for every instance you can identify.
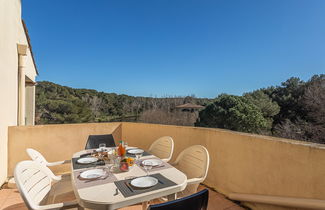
[25,84,36,125]
[17,44,27,126]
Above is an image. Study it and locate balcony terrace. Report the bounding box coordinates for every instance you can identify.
[2,122,325,210]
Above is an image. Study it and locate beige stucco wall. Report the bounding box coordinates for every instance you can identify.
[7,123,122,176]
[0,0,37,186]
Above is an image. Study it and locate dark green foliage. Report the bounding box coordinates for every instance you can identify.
[244,90,280,118]
[35,81,211,125]
[196,74,325,143]
[272,75,325,143]
[195,94,269,134]
[36,82,93,124]
[263,77,306,125]
[244,90,280,133]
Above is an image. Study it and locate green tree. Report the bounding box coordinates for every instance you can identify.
[195,94,269,134]
[244,90,280,118]
[264,77,306,124]
[244,90,280,133]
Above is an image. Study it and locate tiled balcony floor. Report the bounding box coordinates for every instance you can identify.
[0,185,245,210]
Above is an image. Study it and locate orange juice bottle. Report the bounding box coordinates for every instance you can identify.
[118,141,126,157]
[122,144,126,156]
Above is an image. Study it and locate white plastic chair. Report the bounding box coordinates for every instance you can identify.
[26,148,71,180]
[148,136,174,162]
[14,160,79,210]
[27,148,71,167]
[172,145,210,197]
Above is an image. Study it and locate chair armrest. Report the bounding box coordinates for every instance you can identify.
[187,177,203,185]
[47,160,71,167]
[37,203,63,210]
[51,175,62,181]
[61,200,80,209]
[161,158,170,163]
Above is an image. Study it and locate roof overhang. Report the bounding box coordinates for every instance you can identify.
[22,20,39,75]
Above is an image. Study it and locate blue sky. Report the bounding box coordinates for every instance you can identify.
[23,0,325,98]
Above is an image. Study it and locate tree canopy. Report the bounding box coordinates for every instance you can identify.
[195,74,325,143]
[195,94,269,134]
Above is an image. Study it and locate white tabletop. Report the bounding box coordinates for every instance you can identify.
[71,149,187,210]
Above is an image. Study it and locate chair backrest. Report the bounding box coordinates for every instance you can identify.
[26,148,48,166]
[148,136,174,162]
[85,134,116,149]
[14,161,53,210]
[174,145,210,181]
[148,189,209,210]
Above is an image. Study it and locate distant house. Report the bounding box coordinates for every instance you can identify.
[175,103,204,112]
[0,0,38,185]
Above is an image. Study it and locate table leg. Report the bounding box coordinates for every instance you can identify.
[142,201,149,210]
[167,193,177,201]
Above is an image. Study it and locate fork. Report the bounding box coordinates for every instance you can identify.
[114,188,119,196]
[85,175,109,183]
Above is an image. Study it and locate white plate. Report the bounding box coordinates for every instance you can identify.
[142,159,163,167]
[77,157,98,164]
[127,149,144,154]
[130,177,158,188]
[80,169,106,180]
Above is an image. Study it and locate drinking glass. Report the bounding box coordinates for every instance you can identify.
[99,143,106,151]
[143,161,153,176]
[105,164,113,173]
[135,152,143,164]
[113,156,121,171]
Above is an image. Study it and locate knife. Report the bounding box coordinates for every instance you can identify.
[125,182,134,192]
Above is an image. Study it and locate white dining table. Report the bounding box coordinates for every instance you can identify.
[71,148,187,210]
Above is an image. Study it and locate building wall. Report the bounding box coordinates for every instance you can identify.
[0,0,37,186]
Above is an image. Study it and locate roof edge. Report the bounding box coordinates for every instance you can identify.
[22,19,39,75]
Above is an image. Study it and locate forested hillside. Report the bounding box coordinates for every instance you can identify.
[36,74,324,144]
[35,81,211,124]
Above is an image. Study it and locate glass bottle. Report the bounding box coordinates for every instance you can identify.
[118,141,126,157]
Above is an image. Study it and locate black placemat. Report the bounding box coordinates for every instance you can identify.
[72,157,105,170]
[126,150,151,158]
[114,173,177,198]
